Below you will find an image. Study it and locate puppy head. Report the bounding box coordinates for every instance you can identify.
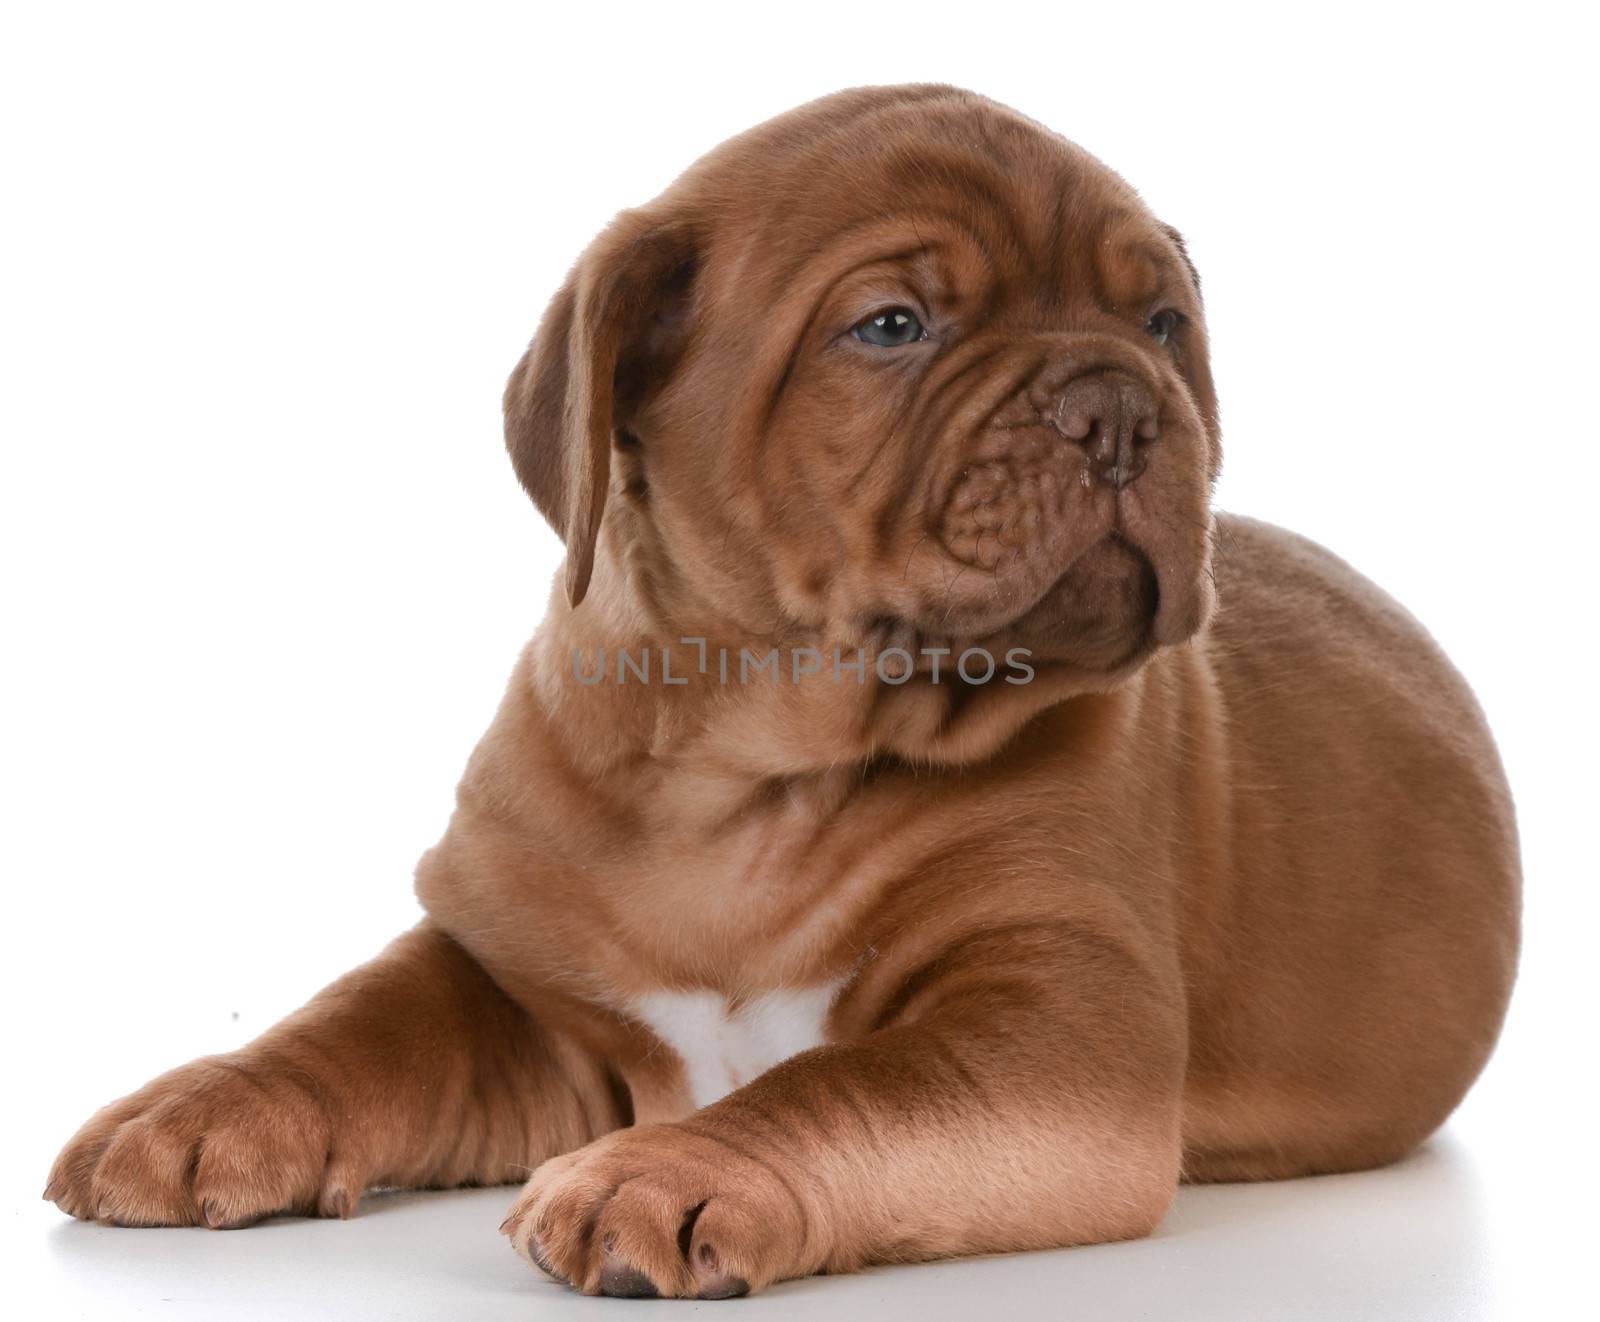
[508,85,1219,690]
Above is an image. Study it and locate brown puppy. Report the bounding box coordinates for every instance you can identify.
[46,85,1519,1298]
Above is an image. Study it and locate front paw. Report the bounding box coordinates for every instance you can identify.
[45,1053,362,1228]
[501,1123,816,1298]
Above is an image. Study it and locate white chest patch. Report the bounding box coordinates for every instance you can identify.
[633,982,843,1109]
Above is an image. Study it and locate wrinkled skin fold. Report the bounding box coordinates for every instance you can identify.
[47,85,1519,1300]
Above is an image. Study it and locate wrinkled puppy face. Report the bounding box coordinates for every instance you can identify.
[508,85,1220,684]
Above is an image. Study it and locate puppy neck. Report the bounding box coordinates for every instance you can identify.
[524,549,1150,792]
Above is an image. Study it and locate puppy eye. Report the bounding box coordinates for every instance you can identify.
[853,307,927,347]
[1144,308,1181,346]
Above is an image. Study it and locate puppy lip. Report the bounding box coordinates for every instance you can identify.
[992,533,1163,666]
[1114,521,1208,648]
[861,531,1162,674]
[1108,529,1163,624]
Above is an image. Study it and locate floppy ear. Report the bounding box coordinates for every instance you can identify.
[503,209,697,608]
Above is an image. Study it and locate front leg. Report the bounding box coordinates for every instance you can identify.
[46,923,621,1227]
[503,924,1185,1297]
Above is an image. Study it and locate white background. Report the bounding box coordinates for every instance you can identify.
[2,2,1595,1318]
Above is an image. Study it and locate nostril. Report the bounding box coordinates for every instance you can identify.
[1087,422,1118,469]
[1055,410,1094,443]
[1134,414,1159,444]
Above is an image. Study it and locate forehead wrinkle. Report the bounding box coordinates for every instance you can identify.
[1037,201,1139,318]
[1035,188,1073,319]
[825,245,941,304]
[729,212,994,464]
[910,112,1137,285]
[1098,239,1168,315]
[825,123,1021,225]
[1146,249,1195,308]
[741,207,990,301]
[744,242,933,460]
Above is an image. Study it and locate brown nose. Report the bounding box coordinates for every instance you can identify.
[1052,372,1160,489]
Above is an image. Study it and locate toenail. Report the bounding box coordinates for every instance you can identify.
[598,1256,659,1298]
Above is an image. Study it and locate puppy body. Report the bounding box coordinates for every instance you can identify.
[418,510,1515,1174]
[47,86,1518,1297]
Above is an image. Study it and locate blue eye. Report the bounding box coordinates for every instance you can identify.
[854,307,927,347]
[1145,308,1181,346]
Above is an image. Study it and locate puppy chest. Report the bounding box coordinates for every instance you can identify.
[632,983,842,1109]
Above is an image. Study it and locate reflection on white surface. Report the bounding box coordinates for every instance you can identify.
[26,1135,1540,1321]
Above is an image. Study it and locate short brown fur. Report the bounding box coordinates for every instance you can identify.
[47,86,1519,1298]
